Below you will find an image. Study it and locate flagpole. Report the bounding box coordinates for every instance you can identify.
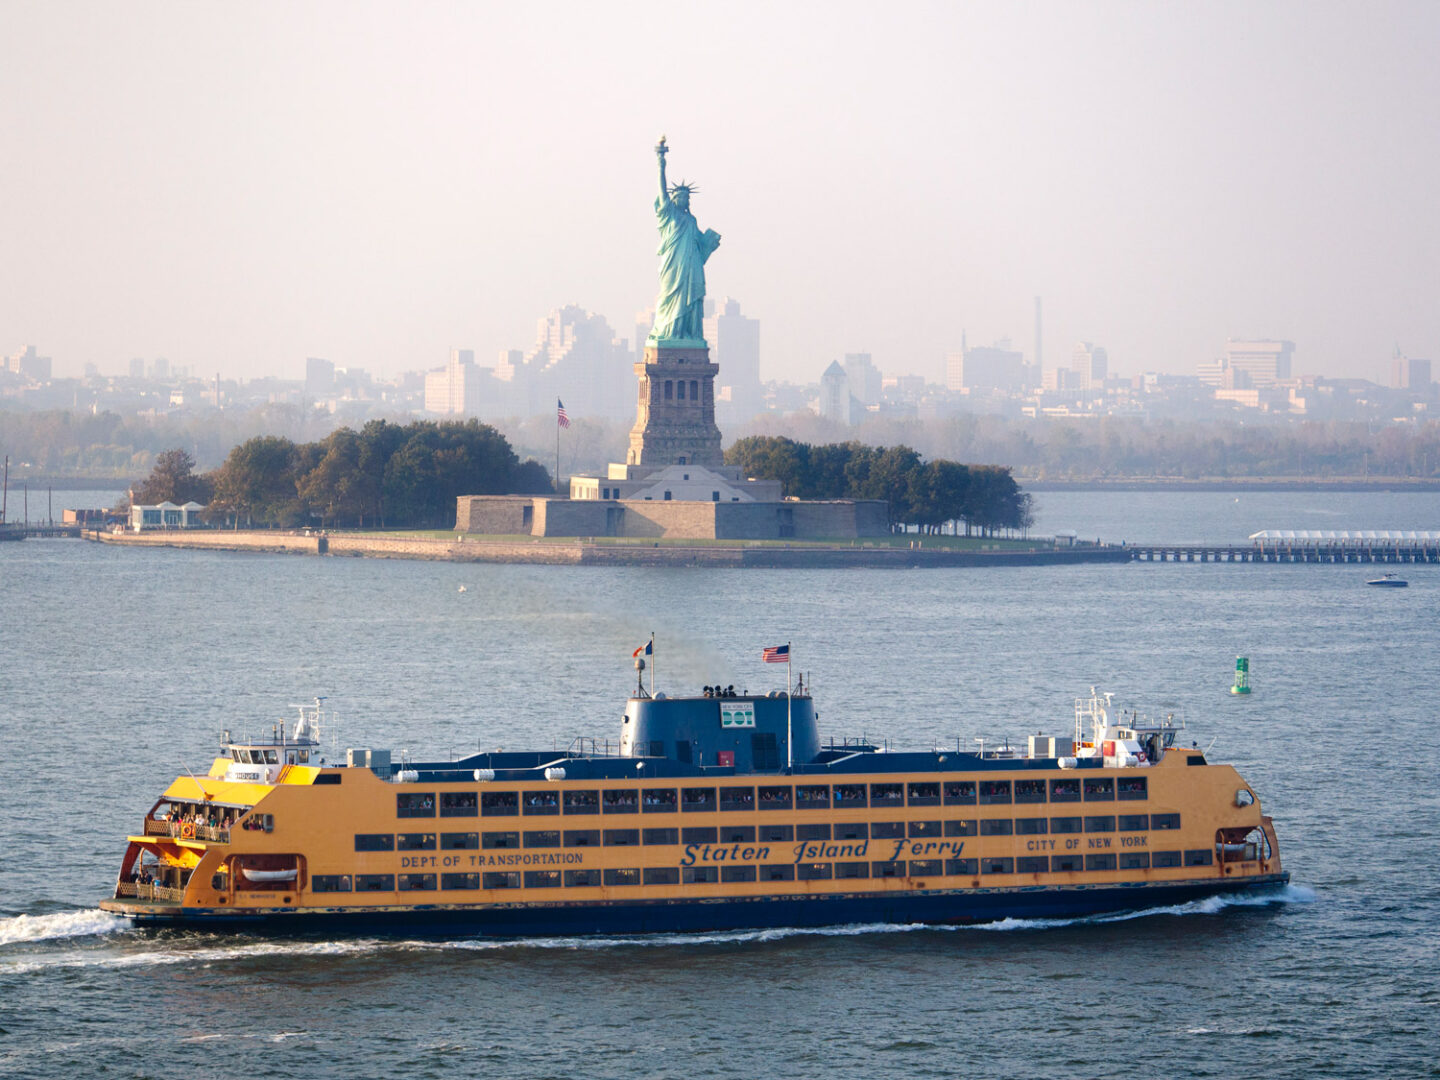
[649,632,655,697]
[555,407,561,497]
[786,640,793,772]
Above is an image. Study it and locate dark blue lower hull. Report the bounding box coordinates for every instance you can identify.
[111,873,1290,938]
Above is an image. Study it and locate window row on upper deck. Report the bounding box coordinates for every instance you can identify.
[394,776,1147,818]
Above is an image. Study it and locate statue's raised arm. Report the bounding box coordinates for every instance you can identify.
[647,138,720,346]
[656,136,670,205]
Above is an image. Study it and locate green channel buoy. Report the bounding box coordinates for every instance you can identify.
[1231,656,1251,695]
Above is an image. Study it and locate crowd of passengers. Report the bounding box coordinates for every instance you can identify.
[703,685,739,698]
[156,804,256,831]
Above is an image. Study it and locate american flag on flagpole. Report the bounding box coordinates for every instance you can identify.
[762,644,789,663]
[557,399,570,428]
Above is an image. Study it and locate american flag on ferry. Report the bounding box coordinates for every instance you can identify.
[556,399,570,427]
[762,644,790,663]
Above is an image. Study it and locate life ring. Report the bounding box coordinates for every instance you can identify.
[180,822,196,839]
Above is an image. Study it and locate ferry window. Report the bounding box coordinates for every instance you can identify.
[564,830,600,847]
[397,833,436,851]
[643,827,679,845]
[314,773,341,785]
[762,865,796,881]
[751,733,780,770]
[1119,815,1149,832]
[835,861,869,880]
[757,786,792,809]
[1117,777,1148,801]
[1084,816,1115,833]
[870,822,905,839]
[721,866,757,883]
[442,873,479,890]
[524,870,562,888]
[910,859,942,877]
[482,832,519,849]
[480,791,519,816]
[354,874,394,892]
[604,829,640,847]
[721,825,756,843]
[643,867,680,885]
[980,819,1013,836]
[796,785,831,809]
[760,824,794,842]
[264,750,278,764]
[720,786,755,811]
[441,832,479,850]
[1083,777,1114,801]
[648,741,665,757]
[868,783,902,806]
[906,782,940,806]
[312,875,351,893]
[563,790,599,815]
[1016,818,1047,835]
[681,787,716,812]
[441,792,477,817]
[835,823,868,841]
[297,750,310,763]
[1017,857,1049,874]
[1085,854,1117,871]
[1184,849,1214,867]
[642,788,677,813]
[1050,855,1082,872]
[1050,816,1082,834]
[1151,813,1181,830]
[1152,851,1182,868]
[944,820,977,837]
[682,866,718,883]
[835,784,868,806]
[873,861,905,879]
[796,823,830,841]
[565,869,601,886]
[1015,779,1047,804]
[682,826,717,845]
[522,791,558,816]
[524,830,560,848]
[1049,778,1081,803]
[1120,853,1150,870]
[483,872,521,889]
[944,781,977,806]
[399,873,436,891]
[602,789,639,813]
[396,793,435,818]
[979,780,1012,805]
[354,833,394,852]
[675,741,692,764]
[908,820,942,838]
[981,858,1014,874]
[797,863,832,881]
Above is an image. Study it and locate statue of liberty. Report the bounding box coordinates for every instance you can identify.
[648,137,721,346]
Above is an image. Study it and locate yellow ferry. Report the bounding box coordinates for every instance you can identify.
[101,666,1287,934]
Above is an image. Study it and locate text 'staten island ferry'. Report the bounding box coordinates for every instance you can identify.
[101,649,1287,934]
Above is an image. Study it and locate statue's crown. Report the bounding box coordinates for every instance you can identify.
[669,180,697,196]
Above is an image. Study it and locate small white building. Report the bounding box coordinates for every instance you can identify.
[130,501,206,531]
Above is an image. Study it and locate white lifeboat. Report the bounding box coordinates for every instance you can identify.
[241,868,299,883]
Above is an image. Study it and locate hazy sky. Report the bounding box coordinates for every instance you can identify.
[2,1,1437,386]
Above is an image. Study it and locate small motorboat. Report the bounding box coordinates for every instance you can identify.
[1366,573,1408,587]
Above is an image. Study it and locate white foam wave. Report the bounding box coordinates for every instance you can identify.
[0,909,130,946]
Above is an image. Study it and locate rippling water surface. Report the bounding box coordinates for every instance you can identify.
[3,493,1438,1079]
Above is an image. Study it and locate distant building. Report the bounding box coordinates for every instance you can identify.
[819,361,852,424]
[305,357,335,397]
[150,358,169,381]
[947,341,1026,392]
[5,345,51,381]
[703,297,762,422]
[129,357,145,379]
[522,305,633,419]
[841,353,882,405]
[1224,339,1293,388]
[424,349,487,415]
[130,501,206,531]
[1391,351,1432,392]
[1070,342,1108,390]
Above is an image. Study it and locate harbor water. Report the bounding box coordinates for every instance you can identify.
[2,490,1437,1079]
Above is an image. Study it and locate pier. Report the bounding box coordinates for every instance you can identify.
[1129,530,1440,564]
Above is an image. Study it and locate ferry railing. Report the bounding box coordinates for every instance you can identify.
[142,819,230,844]
[118,883,186,902]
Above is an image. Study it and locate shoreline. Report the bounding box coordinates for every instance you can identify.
[1020,478,1440,492]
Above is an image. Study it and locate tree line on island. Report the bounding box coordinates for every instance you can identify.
[724,436,1032,535]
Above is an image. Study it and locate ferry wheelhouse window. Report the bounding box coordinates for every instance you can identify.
[981,858,1014,874]
[604,829,640,846]
[907,782,940,806]
[1117,777,1148,801]
[760,824,794,842]
[1049,816,1082,834]
[399,873,436,891]
[682,866,718,883]
[1152,851,1182,868]
[563,790,599,815]
[1151,813,1181,830]
[720,786,755,811]
[644,867,680,885]
[643,827,679,845]
[944,820,977,837]
[1085,854,1116,871]
[441,792,477,817]
[835,861,869,880]
[312,875,351,893]
[761,865,796,881]
[1083,777,1114,801]
[564,829,600,847]
[1017,857,1048,874]
[522,791,559,815]
[642,788,677,813]
[870,821,904,839]
[483,872,521,889]
[1051,855,1082,872]
[682,826,718,845]
[566,869,601,886]
[1049,778,1081,803]
[397,793,435,818]
[602,789,639,813]
[797,863,832,881]
[979,780,1012,805]
[835,783,868,806]
[1118,814,1149,832]
[481,791,519,816]
[681,787,716,812]
[355,833,395,852]
[524,830,560,848]
[908,820,942,838]
[1084,816,1115,833]
[1016,818,1047,835]
[758,785,792,809]
[944,780,977,805]
[722,866,756,883]
[945,858,977,876]
[1015,779,1047,804]
[868,783,902,806]
[397,833,436,851]
[1120,853,1150,869]
[721,825,756,843]
[442,873,479,890]
[796,784,831,809]
[482,831,519,849]
[751,732,780,770]
[441,832,479,850]
[980,819,1013,836]
[797,823,831,841]
[835,823,868,841]
[525,870,562,888]
[355,874,394,892]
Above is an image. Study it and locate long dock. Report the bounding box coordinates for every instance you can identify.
[0,523,83,540]
[1129,540,1440,563]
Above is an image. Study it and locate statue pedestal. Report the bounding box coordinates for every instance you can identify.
[626,344,724,469]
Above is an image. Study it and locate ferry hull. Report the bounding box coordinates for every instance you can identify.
[102,872,1289,937]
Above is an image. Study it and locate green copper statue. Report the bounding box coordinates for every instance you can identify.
[648,136,721,346]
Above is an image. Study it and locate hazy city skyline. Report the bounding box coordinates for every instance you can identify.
[2,2,1437,386]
